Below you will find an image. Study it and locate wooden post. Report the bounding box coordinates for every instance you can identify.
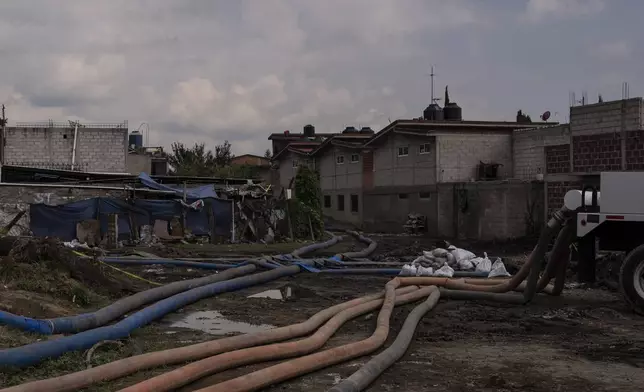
[207,200,216,244]
[181,181,187,237]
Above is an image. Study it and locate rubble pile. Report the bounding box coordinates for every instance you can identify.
[403,213,426,233]
[400,245,511,278]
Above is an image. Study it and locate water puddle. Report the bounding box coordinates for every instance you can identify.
[169,311,273,335]
[247,286,293,300]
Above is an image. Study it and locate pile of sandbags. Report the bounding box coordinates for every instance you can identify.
[399,245,511,278]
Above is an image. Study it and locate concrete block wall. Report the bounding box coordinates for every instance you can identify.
[570,98,642,136]
[545,144,571,174]
[572,133,621,172]
[362,185,437,234]
[437,133,512,182]
[4,127,128,172]
[513,125,570,180]
[626,130,644,170]
[318,147,363,191]
[373,134,437,187]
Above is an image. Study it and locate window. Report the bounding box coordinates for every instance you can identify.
[419,143,431,154]
[419,192,431,200]
[398,193,408,200]
[292,159,299,168]
[336,155,345,164]
[337,195,345,211]
[350,194,359,212]
[350,153,360,163]
[324,195,331,208]
[397,146,409,157]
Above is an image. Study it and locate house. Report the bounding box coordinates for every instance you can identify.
[271,141,320,194]
[127,147,169,176]
[231,154,271,183]
[309,127,375,224]
[231,154,270,167]
[268,125,335,156]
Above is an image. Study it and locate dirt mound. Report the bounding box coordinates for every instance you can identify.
[0,238,145,306]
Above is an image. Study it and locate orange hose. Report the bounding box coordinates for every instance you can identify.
[195,279,410,392]
[1,286,416,392]
[120,283,433,392]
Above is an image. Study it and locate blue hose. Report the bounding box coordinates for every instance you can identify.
[0,265,301,368]
[100,258,240,270]
[0,265,256,335]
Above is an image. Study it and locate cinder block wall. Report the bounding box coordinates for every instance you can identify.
[4,127,128,172]
[512,125,570,180]
[437,133,512,182]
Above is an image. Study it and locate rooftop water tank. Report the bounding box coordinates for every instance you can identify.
[343,126,357,134]
[129,131,143,149]
[303,124,315,137]
[423,103,444,121]
[359,127,375,134]
[443,102,462,121]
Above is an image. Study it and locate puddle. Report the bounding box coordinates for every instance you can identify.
[247,286,293,300]
[169,311,273,335]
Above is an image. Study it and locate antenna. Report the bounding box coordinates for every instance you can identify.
[427,65,441,105]
[622,82,630,99]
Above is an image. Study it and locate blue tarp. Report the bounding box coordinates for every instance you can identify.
[29,197,232,241]
[138,173,218,198]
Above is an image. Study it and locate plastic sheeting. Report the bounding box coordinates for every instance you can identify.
[138,173,218,198]
[29,197,232,241]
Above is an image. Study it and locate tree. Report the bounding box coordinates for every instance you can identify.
[214,140,233,167]
[516,110,532,124]
[264,149,272,160]
[444,85,450,105]
[167,142,217,176]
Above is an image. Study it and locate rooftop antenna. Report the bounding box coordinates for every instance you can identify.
[427,65,441,105]
[622,82,630,99]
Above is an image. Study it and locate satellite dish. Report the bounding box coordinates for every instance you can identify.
[541,111,551,121]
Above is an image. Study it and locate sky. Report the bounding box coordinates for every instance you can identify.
[0,0,641,155]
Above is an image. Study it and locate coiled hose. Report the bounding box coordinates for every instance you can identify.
[197,277,405,392]
[0,264,299,368]
[0,266,252,334]
[328,287,440,392]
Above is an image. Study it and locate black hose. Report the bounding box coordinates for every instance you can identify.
[336,231,377,260]
[292,234,342,258]
[328,287,440,392]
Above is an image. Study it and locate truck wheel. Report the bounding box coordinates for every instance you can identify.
[619,244,644,315]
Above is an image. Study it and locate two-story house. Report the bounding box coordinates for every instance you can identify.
[310,127,374,224]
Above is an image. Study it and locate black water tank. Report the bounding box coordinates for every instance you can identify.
[303,124,315,137]
[359,127,374,134]
[423,103,444,121]
[343,126,357,134]
[443,102,462,121]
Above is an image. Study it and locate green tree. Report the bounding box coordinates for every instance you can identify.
[167,142,218,176]
[289,165,324,238]
[264,149,272,159]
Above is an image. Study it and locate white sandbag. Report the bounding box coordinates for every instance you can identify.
[447,245,456,251]
[399,264,418,276]
[488,258,511,278]
[416,266,434,277]
[450,247,476,262]
[412,256,429,265]
[433,263,455,278]
[475,252,492,273]
[432,248,449,258]
[422,251,437,261]
[457,258,475,271]
[469,257,484,267]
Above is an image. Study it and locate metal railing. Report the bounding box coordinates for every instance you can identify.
[14,120,128,129]
[5,161,89,171]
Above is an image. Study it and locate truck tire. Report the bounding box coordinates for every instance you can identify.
[619,244,644,315]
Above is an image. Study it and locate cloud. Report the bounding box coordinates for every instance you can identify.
[522,0,605,23]
[591,41,632,60]
[0,0,641,155]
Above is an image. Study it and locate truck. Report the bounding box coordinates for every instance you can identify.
[566,171,644,314]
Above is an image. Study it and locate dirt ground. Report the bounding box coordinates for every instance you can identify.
[1,235,643,391]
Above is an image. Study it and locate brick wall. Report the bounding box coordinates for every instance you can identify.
[572,133,621,172]
[513,125,570,180]
[544,144,570,174]
[4,126,127,173]
[626,130,644,170]
[437,133,512,182]
[546,181,582,217]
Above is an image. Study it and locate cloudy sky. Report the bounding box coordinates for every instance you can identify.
[0,0,641,155]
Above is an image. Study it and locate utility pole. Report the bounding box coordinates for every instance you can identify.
[0,105,6,182]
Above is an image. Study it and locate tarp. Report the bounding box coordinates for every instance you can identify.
[29,197,232,241]
[138,172,218,198]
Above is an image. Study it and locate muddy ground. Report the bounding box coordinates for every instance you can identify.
[1,235,643,391]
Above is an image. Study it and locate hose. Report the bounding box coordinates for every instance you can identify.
[0,264,300,368]
[1,287,416,392]
[119,285,424,392]
[291,233,342,258]
[394,206,572,298]
[328,287,440,392]
[0,265,254,334]
[335,231,377,260]
[197,277,405,392]
[100,257,240,270]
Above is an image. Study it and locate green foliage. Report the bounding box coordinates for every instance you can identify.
[167,140,235,177]
[288,165,324,238]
